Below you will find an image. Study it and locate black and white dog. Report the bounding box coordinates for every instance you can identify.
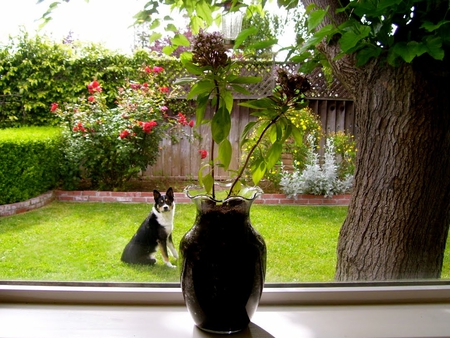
[121,188,178,268]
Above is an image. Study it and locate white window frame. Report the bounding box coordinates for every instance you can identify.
[2,281,450,306]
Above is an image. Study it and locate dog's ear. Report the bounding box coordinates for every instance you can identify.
[166,187,174,200]
[153,190,161,201]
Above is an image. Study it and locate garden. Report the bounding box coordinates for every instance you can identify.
[1,28,449,285]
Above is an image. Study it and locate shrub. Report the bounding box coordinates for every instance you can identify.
[53,67,194,190]
[241,107,322,187]
[0,127,62,204]
[280,136,354,197]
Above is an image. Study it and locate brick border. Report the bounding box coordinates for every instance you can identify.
[1,190,351,217]
[0,191,56,216]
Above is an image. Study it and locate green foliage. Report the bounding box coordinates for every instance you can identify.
[329,131,357,178]
[242,107,322,187]
[0,31,191,127]
[53,68,195,190]
[0,127,62,204]
[301,0,450,67]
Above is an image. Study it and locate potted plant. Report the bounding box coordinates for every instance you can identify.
[177,30,311,334]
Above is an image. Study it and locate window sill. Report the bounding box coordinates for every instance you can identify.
[1,283,450,337]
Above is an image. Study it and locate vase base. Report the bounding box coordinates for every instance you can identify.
[196,325,245,335]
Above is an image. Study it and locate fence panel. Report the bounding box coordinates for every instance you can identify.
[143,98,355,179]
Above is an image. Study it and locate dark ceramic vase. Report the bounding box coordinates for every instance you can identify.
[180,184,267,334]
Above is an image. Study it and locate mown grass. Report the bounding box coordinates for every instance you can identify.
[0,202,449,283]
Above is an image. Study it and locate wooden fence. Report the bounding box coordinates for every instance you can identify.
[143,98,355,179]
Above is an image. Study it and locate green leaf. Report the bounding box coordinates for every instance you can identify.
[196,0,213,26]
[211,106,231,144]
[230,84,251,96]
[187,80,215,99]
[149,32,162,44]
[421,20,450,32]
[221,90,234,113]
[339,25,371,53]
[308,8,327,32]
[162,45,177,56]
[240,97,276,110]
[234,27,258,49]
[247,38,278,50]
[149,19,160,30]
[165,23,178,32]
[266,141,283,170]
[355,44,382,66]
[218,139,232,171]
[202,173,214,195]
[173,77,197,85]
[228,76,261,84]
[425,36,444,60]
[172,34,190,47]
[291,125,304,145]
[195,93,210,124]
[251,159,266,186]
[240,121,257,146]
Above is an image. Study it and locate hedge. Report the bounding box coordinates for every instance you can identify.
[0,127,62,205]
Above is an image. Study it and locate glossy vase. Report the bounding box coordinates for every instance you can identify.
[180,184,267,334]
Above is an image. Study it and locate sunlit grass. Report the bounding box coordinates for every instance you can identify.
[0,202,449,283]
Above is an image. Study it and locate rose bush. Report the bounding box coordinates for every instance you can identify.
[53,66,194,190]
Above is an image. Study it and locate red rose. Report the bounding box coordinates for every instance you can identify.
[119,130,130,139]
[87,80,102,94]
[50,103,58,112]
[199,149,208,159]
[88,96,95,102]
[144,66,151,73]
[189,120,195,128]
[153,66,164,73]
[159,86,169,94]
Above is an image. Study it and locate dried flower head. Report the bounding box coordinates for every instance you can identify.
[276,69,311,101]
[191,31,229,69]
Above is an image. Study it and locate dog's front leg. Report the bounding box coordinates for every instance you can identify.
[157,239,176,268]
[167,233,179,259]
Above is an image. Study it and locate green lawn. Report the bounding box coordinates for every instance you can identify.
[0,202,449,283]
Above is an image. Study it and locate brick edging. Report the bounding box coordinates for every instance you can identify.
[1,190,351,217]
[0,191,56,216]
[55,191,351,206]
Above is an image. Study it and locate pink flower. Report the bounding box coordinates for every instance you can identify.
[159,86,169,94]
[189,120,195,128]
[160,106,168,112]
[87,96,95,102]
[50,103,58,112]
[87,80,102,94]
[153,66,164,73]
[130,83,141,90]
[199,149,208,159]
[144,66,151,73]
[119,130,130,139]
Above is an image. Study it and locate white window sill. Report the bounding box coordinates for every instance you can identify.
[1,283,450,337]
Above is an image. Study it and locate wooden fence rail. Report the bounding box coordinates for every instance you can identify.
[143,98,355,179]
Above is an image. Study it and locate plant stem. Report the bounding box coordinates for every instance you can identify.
[227,112,282,198]
[211,79,221,199]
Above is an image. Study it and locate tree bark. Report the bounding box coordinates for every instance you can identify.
[301,0,450,280]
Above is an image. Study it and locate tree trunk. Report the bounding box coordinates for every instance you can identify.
[335,60,450,280]
[299,0,450,280]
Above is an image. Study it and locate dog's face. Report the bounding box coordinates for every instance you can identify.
[153,187,174,213]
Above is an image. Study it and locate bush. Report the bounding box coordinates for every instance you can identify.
[280,136,354,197]
[242,107,322,187]
[0,31,191,127]
[53,67,194,190]
[0,127,62,204]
